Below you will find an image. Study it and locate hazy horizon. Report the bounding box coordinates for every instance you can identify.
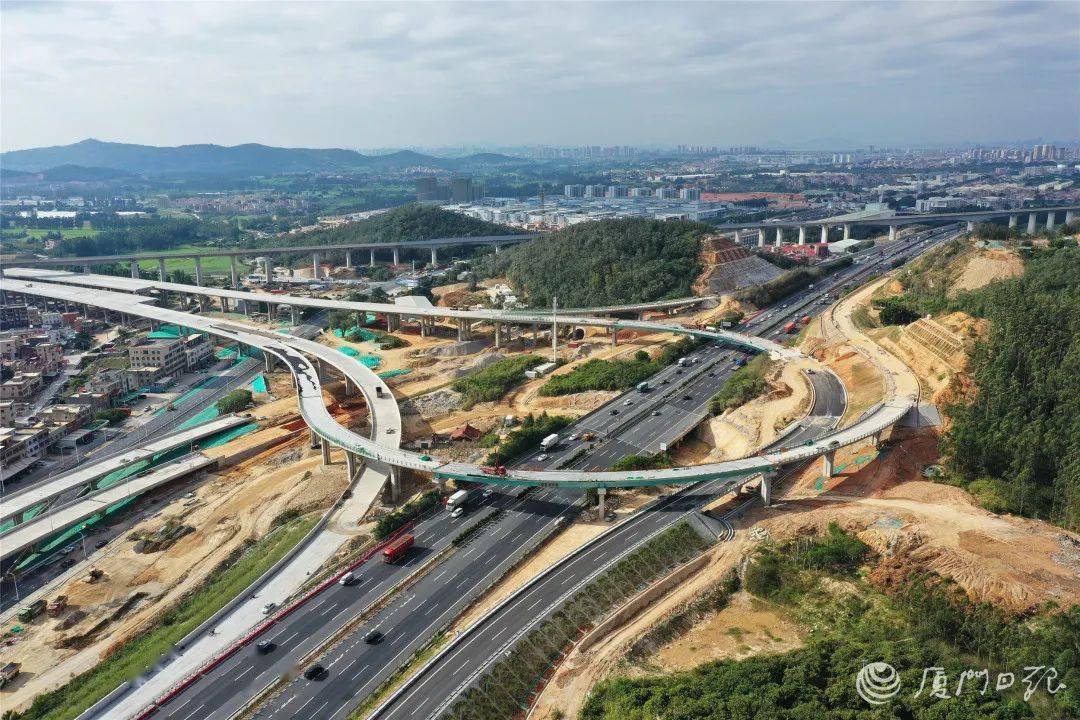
[3,1,1078,153]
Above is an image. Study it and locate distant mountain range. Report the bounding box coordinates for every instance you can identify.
[0,138,526,178]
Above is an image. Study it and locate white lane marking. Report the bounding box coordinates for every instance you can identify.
[234,665,253,681]
[177,704,205,720]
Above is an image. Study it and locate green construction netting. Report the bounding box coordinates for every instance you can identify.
[251,374,268,393]
[378,368,411,379]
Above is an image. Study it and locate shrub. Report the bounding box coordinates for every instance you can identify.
[216,389,253,414]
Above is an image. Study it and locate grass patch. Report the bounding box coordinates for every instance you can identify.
[610,452,673,471]
[485,412,572,466]
[539,337,703,397]
[135,245,238,277]
[14,514,319,720]
[708,353,773,415]
[452,354,545,408]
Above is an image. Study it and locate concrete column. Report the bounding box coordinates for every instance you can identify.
[457,318,466,341]
[321,440,331,466]
[966,221,975,233]
[130,260,140,279]
[757,229,766,248]
[871,431,882,450]
[610,326,617,346]
[1008,214,1018,229]
[775,227,783,247]
[760,472,774,507]
[264,351,274,373]
[820,225,828,243]
[344,251,352,269]
[221,297,229,313]
[230,256,239,288]
[158,259,167,282]
[290,306,299,325]
[1065,210,1075,224]
[493,322,501,348]
[888,225,898,242]
[312,252,320,279]
[1046,211,1056,230]
[345,452,359,481]
[798,226,807,245]
[392,247,400,265]
[194,257,203,286]
[370,250,375,267]
[822,450,836,478]
[1027,213,1037,234]
[430,247,438,266]
[82,264,91,274]
[262,256,273,286]
[494,244,501,254]
[389,466,401,502]
[597,487,607,519]
[843,224,851,241]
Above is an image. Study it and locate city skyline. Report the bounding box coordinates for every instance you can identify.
[3,1,1078,152]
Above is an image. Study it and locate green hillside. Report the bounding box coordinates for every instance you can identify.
[494,218,707,307]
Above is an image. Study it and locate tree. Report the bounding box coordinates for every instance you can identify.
[94,408,129,425]
[216,389,253,414]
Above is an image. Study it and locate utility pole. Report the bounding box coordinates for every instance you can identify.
[551,295,558,363]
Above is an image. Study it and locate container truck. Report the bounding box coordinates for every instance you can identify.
[382,534,414,563]
[447,489,477,510]
[540,433,559,450]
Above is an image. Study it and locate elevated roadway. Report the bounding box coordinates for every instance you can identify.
[1,453,214,560]
[0,415,249,528]
[1,276,908,491]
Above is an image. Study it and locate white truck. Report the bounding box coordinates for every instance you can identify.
[540,433,560,450]
[447,489,473,511]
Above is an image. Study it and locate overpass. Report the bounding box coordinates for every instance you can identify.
[1,276,910,501]
[0,233,538,278]
[0,414,249,528]
[713,204,1079,248]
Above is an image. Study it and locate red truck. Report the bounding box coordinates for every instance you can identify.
[481,465,507,477]
[46,596,68,617]
[783,321,798,333]
[800,315,811,325]
[382,534,414,563]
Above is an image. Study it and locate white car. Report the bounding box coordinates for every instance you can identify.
[450,507,465,518]
[537,453,549,462]
[261,602,277,614]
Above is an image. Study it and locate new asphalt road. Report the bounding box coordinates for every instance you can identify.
[147,226,956,720]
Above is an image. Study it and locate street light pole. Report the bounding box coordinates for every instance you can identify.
[551,296,558,363]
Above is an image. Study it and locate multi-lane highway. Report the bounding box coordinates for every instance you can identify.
[6,223,956,720]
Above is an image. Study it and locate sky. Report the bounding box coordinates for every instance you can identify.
[2,1,1078,152]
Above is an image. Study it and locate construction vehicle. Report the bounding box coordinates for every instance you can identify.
[783,321,798,333]
[581,432,597,441]
[382,534,414,563]
[46,596,68,617]
[0,663,20,688]
[17,599,45,623]
[86,568,105,583]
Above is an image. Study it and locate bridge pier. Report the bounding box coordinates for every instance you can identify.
[194,257,203,286]
[871,430,882,449]
[1008,214,1018,229]
[761,471,775,507]
[774,227,783,247]
[386,313,400,332]
[321,439,331,466]
[457,318,469,341]
[82,264,91,274]
[229,257,239,288]
[370,249,376,267]
[264,351,274,373]
[344,251,351,269]
[1066,210,1076,225]
[820,225,829,243]
[843,224,851,241]
[822,450,836,478]
[291,306,299,325]
[966,221,975,233]
[888,225,898,242]
[1046,212,1056,230]
[1027,213,1037,234]
[798,226,807,245]
[130,260,140,279]
[262,256,273,287]
[430,247,438,266]
[493,322,502,348]
[597,487,607,519]
[389,466,401,502]
[345,451,359,482]
[158,259,167,282]
[221,296,229,313]
[494,244,501,254]
[312,252,320,279]
[392,247,400,265]
[757,229,765,248]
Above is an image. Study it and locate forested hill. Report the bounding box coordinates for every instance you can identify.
[495,218,708,307]
[265,204,516,247]
[942,244,1080,530]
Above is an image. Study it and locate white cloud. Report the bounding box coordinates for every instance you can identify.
[2,1,1077,149]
